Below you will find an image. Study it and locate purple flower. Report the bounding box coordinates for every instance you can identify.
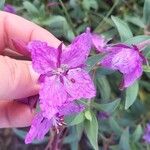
[3,4,16,14]
[27,30,96,119]
[98,111,109,120]
[91,34,108,52]
[101,44,144,89]
[25,101,84,144]
[87,28,108,52]
[143,123,150,143]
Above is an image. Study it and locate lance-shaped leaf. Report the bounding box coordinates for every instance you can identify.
[143,0,150,25]
[84,112,99,150]
[119,128,131,150]
[111,16,133,42]
[125,81,139,110]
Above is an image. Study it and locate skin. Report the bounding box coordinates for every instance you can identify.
[0,11,60,128]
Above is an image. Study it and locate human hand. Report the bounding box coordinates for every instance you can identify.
[0,11,60,128]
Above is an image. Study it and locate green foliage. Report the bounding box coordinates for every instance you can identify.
[109,117,123,136]
[23,1,39,16]
[93,98,120,113]
[119,128,131,150]
[86,54,104,72]
[125,35,150,45]
[0,0,5,10]
[96,75,111,101]
[67,112,85,126]
[111,16,133,42]
[82,0,98,11]
[132,124,143,142]
[125,81,139,110]
[143,0,150,25]
[84,112,99,150]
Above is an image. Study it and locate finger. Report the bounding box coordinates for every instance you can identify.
[0,11,61,52]
[0,56,39,100]
[0,100,35,128]
[3,48,28,60]
[0,11,61,99]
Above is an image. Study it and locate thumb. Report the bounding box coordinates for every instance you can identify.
[0,55,39,100]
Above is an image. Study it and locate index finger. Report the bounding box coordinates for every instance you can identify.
[0,11,61,52]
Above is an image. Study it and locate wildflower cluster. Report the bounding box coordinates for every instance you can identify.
[25,28,146,144]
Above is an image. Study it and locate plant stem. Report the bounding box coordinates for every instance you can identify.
[58,0,77,36]
[94,0,119,33]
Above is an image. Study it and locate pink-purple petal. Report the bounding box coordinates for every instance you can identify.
[111,47,140,74]
[92,34,107,52]
[64,68,96,100]
[39,75,67,118]
[27,41,58,74]
[121,64,142,88]
[25,113,52,144]
[101,44,144,88]
[61,30,92,68]
[58,102,85,116]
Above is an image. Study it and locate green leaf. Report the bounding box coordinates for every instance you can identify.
[84,112,99,150]
[124,35,150,45]
[119,128,131,150]
[86,54,104,72]
[70,141,78,150]
[82,0,98,11]
[68,112,85,126]
[0,0,5,10]
[111,16,133,42]
[92,98,120,113]
[143,0,150,25]
[96,67,114,76]
[84,110,92,121]
[76,123,84,140]
[125,81,139,110]
[23,1,39,16]
[143,65,150,72]
[43,15,74,41]
[109,117,122,136]
[125,15,145,28]
[64,127,78,144]
[132,124,143,142]
[96,75,111,100]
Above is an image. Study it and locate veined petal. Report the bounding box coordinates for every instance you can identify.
[39,75,67,118]
[64,68,96,100]
[27,41,58,74]
[92,34,107,52]
[111,47,140,74]
[58,101,85,116]
[121,63,142,88]
[100,52,117,70]
[61,30,92,68]
[101,45,143,74]
[25,112,52,144]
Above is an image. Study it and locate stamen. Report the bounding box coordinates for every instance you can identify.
[52,114,66,134]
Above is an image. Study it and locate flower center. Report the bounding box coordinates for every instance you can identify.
[52,64,69,76]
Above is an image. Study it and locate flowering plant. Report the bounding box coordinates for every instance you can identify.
[1,0,150,150]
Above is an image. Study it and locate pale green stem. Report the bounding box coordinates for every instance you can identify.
[58,0,77,36]
[94,0,119,33]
